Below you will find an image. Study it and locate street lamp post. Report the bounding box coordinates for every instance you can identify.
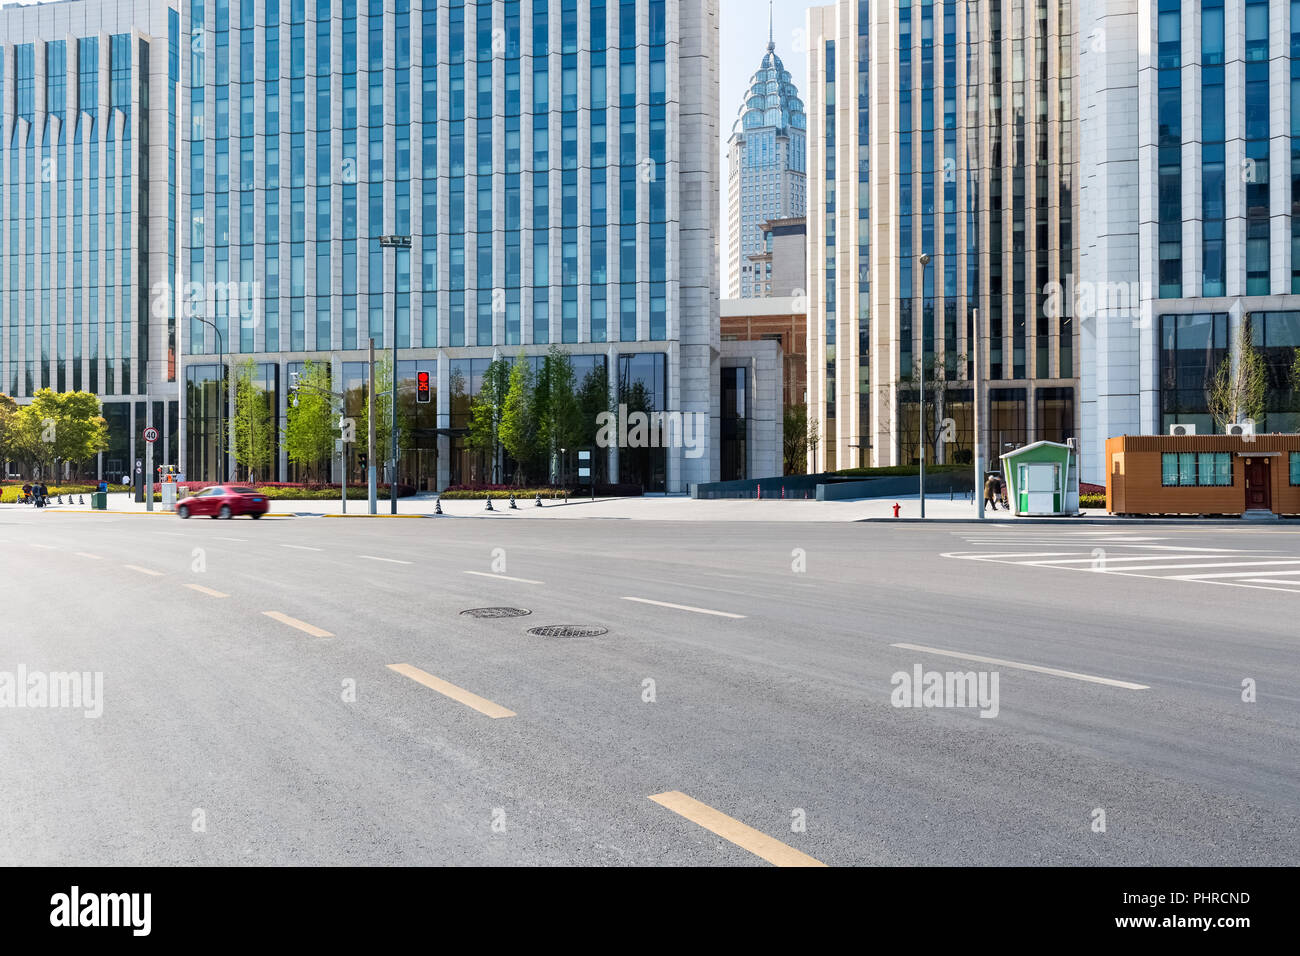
[194,314,226,483]
[917,253,931,519]
[380,235,411,515]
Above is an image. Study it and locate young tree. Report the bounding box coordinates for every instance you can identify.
[498,355,536,485]
[356,358,407,480]
[233,360,275,482]
[1207,320,1266,429]
[285,360,335,481]
[0,394,17,472]
[783,404,821,475]
[908,355,968,465]
[534,347,583,484]
[467,357,511,484]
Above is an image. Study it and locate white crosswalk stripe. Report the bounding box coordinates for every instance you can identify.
[943,530,1299,593]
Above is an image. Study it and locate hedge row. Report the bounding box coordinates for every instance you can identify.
[1080,493,1106,509]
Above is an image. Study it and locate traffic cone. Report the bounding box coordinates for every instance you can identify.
[536,493,543,507]
[485,496,494,511]
[435,499,443,515]
[56,494,63,504]
[79,495,85,505]
[510,493,517,509]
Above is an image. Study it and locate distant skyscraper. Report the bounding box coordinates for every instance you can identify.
[727,8,806,299]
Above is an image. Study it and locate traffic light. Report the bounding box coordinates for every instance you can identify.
[358,453,368,471]
[416,370,431,403]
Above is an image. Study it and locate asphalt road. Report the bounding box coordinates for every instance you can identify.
[1,507,1297,866]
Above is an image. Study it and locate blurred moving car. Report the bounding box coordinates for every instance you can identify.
[176,485,269,519]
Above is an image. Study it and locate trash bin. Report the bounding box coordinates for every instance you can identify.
[90,492,107,510]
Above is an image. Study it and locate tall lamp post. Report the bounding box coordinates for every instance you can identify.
[917,253,931,519]
[379,234,411,514]
[194,314,226,483]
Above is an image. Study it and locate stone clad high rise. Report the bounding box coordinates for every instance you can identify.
[805,0,1080,471]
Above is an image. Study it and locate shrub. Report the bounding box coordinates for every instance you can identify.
[1080,492,1106,509]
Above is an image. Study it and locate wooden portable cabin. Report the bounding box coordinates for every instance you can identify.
[1105,434,1300,516]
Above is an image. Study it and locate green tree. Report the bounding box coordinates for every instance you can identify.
[356,358,406,480]
[0,394,17,470]
[11,389,109,479]
[467,357,511,483]
[533,347,584,484]
[498,355,536,484]
[1207,320,1266,430]
[233,360,275,482]
[285,360,336,481]
[783,403,821,475]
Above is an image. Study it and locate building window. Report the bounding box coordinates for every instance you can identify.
[1291,452,1300,486]
[1159,313,1229,434]
[1161,452,1231,487]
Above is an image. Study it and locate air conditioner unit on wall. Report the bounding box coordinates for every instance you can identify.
[1169,424,1196,436]
[1226,421,1256,437]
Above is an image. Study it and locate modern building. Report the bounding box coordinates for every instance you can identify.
[1079,0,1300,484]
[720,294,806,413]
[0,0,180,481]
[806,0,1080,472]
[744,214,805,298]
[726,16,805,299]
[3,0,724,494]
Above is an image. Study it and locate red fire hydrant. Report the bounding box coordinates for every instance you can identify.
[893,502,901,518]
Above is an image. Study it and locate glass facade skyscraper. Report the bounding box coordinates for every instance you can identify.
[726,27,806,299]
[2,0,722,492]
[0,0,178,480]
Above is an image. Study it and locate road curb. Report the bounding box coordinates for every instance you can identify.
[861,516,1300,525]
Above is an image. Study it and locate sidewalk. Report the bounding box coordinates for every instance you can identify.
[15,490,1109,522]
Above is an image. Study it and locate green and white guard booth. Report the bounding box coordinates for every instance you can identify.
[999,441,1080,517]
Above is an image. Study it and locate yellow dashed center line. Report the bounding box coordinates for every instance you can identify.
[649,791,826,867]
[185,583,229,598]
[386,663,516,718]
[262,610,333,637]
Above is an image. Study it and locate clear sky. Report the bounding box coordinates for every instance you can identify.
[718,0,823,293]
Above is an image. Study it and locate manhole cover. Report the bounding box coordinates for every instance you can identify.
[526,625,609,638]
[460,607,532,619]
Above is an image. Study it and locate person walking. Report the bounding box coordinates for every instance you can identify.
[983,474,999,512]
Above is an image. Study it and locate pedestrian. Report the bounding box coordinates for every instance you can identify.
[983,474,999,511]
[21,481,32,504]
[997,476,1009,511]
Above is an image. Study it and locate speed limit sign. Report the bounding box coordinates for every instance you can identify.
[144,427,159,443]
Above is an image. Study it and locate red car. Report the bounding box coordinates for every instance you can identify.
[176,485,269,519]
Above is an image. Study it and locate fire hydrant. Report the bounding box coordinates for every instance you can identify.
[893,502,901,518]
